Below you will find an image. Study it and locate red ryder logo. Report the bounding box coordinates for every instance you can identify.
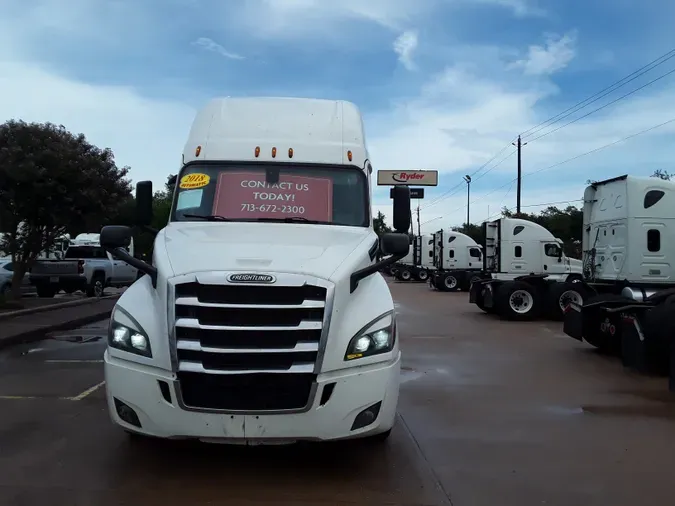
[377,170,438,187]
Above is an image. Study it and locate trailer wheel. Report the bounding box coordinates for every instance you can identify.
[496,281,541,321]
[417,269,429,282]
[399,269,412,281]
[546,282,586,321]
[441,274,459,292]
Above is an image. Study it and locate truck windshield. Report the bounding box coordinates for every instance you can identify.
[170,164,369,227]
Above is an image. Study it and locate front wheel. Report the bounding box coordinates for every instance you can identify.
[496,281,541,321]
[441,274,460,292]
[399,269,412,281]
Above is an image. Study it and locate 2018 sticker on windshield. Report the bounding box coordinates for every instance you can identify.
[179,173,210,189]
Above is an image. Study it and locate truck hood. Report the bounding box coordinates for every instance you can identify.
[160,222,374,279]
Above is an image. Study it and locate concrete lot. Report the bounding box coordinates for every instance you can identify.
[0,279,674,505]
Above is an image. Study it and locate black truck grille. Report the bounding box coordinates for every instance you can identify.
[173,278,329,412]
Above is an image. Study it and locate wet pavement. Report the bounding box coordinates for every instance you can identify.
[1,280,675,505]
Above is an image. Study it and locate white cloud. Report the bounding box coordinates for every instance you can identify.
[509,32,577,75]
[0,60,196,191]
[192,37,245,60]
[393,30,419,70]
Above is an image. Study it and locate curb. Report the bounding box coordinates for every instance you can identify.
[0,295,118,321]
[0,308,115,351]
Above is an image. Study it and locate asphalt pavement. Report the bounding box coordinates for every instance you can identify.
[1,280,674,506]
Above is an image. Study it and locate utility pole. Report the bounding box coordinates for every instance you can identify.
[463,175,471,230]
[512,135,527,214]
[416,204,421,236]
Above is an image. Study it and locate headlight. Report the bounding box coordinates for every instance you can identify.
[345,311,395,361]
[108,306,152,358]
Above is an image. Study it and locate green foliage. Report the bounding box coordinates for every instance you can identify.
[373,211,392,236]
[651,169,671,180]
[451,223,484,244]
[0,120,132,297]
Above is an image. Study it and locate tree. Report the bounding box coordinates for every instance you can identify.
[451,223,484,244]
[373,211,392,236]
[651,169,671,180]
[0,120,132,298]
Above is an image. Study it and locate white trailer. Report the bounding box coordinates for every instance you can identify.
[393,234,434,282]
[428,229,484,291]
[98,97,412,443]
[563,175,675,389]
[469,217,583,320]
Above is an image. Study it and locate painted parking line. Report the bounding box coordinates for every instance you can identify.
[0,381,106,401]
[44,360,103,363]
[68,381,106,401]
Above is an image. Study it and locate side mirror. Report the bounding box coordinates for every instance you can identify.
[380,233,410,257]
[391,186,411,233]
[136,181,154,227]
[100,225,132,249]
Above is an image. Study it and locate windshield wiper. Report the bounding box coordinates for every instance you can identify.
[182,214,231,222]
[253,217,330,224]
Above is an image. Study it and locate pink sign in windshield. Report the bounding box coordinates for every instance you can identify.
[213,172,333,221]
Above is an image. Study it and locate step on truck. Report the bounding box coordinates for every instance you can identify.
[393,234,434,282]
[429,229,484,292]
[469,217,584,320]
[563,175,675,389]
[98,97,413,443]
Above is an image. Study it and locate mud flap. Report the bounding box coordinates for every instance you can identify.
[562,302,584,341]
[670,342,675,393]
[620,313,646,371]
[469,279,481,303]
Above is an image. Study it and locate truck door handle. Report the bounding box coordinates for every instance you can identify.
[544,265,548,270]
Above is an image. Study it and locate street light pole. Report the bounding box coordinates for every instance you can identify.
[463,175,471,230]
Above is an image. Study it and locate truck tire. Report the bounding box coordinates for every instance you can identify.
[566,274,583,283]
[36,285,56,298]
[441,273,459,292]
[86,273,106,298]
[417,269,429,282]
[546,282,587,321]
[495,281,541,321]
[582,294,632,354]
[399,269,412,281]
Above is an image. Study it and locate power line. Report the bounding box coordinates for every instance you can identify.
[526,66,675,144]
[483,199,583,222]
[421,147,516,210]
[524,116,675,178]
[520,47,675,139]
[439,115,675,218]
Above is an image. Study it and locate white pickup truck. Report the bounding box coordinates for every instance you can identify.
[30,234,138,297]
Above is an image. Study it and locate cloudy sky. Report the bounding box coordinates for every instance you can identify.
[2,0,675,233]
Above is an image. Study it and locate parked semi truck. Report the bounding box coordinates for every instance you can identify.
[98,97,412,443]
[563,175,675,386]
[469,217,583,320]
[429,229,484,292]
[393,234,434,282]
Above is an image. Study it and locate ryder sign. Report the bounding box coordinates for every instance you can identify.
[377,170,438,186]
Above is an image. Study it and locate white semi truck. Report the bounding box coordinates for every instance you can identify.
[98,97,412,443]
[393,234,434,282]
[563,175,675,387]
[429,229,484,292]
[469,217,583,320]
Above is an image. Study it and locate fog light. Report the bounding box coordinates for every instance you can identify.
[351,401,382,431]
[114,398,142,428]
